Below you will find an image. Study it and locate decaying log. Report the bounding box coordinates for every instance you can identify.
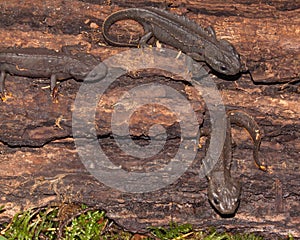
[0,0,299,238]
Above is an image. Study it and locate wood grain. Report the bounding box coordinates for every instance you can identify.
[0,0,299,238]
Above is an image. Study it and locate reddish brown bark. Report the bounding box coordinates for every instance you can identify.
[0,0,299,238]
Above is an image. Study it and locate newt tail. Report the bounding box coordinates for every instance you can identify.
[228,110,267,172]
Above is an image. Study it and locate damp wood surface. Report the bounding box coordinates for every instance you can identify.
[0,0,299,238]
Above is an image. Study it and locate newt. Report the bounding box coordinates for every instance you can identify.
[207,110,266,215]
[0,47,107,100]
[102,7,243,76]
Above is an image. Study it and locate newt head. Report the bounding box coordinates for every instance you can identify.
[207,173,241,215]
[203,39,242,76]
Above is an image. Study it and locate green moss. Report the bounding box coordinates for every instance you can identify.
[148,222,193,239]
[0,205,294,239]
[2,207,58,240]
[63,209,105,240]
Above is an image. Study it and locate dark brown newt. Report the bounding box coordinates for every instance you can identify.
[0,47,107,100]
[207,110,266,215]
[102,7,243,76]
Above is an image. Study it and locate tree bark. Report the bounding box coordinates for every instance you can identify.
[0,0,299,238]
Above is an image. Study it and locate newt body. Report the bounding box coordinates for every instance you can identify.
[0,47,107,98]
[207,110,266,215]
[102,7,242,75]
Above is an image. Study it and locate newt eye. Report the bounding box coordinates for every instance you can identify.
[213,197,220,205]
[220,66,227,72]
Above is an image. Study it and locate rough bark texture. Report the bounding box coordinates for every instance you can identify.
[0,0,299,238]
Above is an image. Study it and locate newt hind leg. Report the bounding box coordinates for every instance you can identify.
[0,71,12,101]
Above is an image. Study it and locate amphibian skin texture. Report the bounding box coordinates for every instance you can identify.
[0,47,107,99]
[207,110,266,215]
[102,7,242,76]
